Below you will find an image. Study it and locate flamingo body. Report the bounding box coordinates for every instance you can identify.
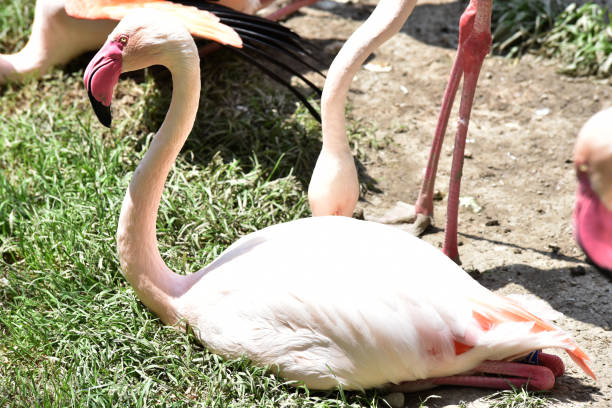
[84,10,594,392]
[178,215,592,390]
[574,108,612,271]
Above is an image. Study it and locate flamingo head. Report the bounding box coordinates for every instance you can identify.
[573,107,612,272]
[308,148,359,217]
[84,9,196,127]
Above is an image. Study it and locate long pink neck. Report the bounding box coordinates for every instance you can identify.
[321,0,416,153]
[117,52,201,325]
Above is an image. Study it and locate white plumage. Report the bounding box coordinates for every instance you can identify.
[179,216,588,390]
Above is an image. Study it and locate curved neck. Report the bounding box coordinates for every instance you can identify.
[117,51,201,325]
[321,0,416,153]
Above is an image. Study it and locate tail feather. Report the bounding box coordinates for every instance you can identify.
[472,296,559,334]
[567,348,596,380]
[470,295,596,380]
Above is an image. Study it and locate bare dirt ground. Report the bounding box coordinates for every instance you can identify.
[273,0,612,406]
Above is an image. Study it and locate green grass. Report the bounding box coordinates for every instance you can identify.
[491,1,612,77]
[543,3,612,77]
[486,387,550,408]
[491,0,563,57]
[0,0,33,53]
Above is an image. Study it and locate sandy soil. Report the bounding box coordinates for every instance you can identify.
[274,0,612,406]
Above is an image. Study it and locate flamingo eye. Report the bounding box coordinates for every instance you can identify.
[118,35,128,46]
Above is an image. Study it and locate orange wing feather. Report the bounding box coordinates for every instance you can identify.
[65,0,242,47]
[470,296,596,380]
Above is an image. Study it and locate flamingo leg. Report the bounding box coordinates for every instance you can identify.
[372,2,492,247]
[431,361,556,391]
[537,352,565,378]
[440,0,492,263]
[393,355,563,392]
[441,2,492,262]
[402,0,491,264]
[410,47,464,236]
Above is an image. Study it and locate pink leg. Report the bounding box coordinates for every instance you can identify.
[392,360,556,392]
[410,49,464,236]
[433,361,556,390]
[409,1,492,261]
[442,47,490,261]
[265,0,320,21]
[536,352,565,378]
[443,1,492,263]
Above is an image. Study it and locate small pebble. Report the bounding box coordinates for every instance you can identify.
[485,220,499,227]
[459,196,483,213]
[433,190,445,201]
[364,62,392,73]
[352,208,364,220]
[315,0,339,10]
[570,266,586,277]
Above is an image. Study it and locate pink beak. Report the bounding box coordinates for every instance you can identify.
[574,170,612,272]
[84,40,123,127]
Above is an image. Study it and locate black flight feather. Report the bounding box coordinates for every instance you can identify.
[228,46,321,122]
[169,0,324,120]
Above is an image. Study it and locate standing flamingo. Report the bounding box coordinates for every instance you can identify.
[308,0,492,264]
[83,9,595,392]
[574,107,612,272]
[0,0,322,118]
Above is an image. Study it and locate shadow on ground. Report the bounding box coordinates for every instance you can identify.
[473,262,612,329]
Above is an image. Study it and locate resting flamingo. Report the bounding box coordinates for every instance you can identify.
[83,9,595,392]
[308,0,492,264]
[574,107,612,273]
[0,0,322,118]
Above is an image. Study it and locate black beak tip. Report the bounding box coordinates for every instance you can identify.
[87,87,112,128]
